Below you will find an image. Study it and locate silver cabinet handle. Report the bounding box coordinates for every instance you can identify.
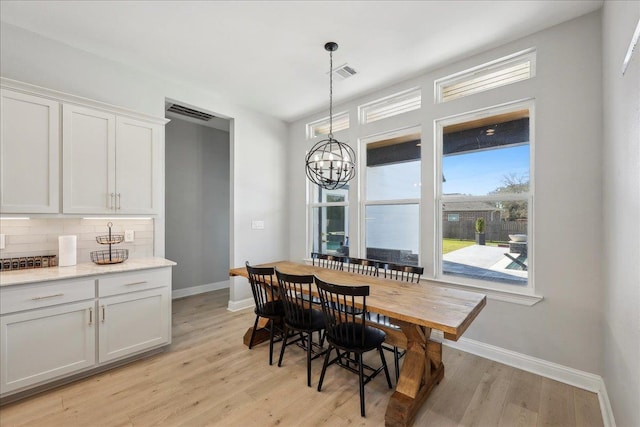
[101,305,106,322]
[125,281,147,286]
[109,193,115,210]
[32,293,63,300]
[117,193,122,210]
[88,307,93,325]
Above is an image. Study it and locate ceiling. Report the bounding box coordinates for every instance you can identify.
[0,1,603,123]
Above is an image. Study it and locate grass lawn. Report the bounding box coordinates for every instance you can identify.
[442,239,475,254]
[442,238,503,254]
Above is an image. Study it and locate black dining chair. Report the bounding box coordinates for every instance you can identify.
[380,263,424,283]
[245,262,285,366]
[312,253,344,270]
[346,258,379,276]
[371,262,424,381]
[275,270,327,387]
[314,276,393,417]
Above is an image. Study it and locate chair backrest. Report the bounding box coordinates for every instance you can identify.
[311,252,320,266]
[346,258,379,277]
[275,270,317,327]
[314,253,344,271]
[381,263,424,283]
[245,261,278,312]
[315,277,369,347]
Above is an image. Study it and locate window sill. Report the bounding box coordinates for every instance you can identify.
[427,277,543,306]
[302,258,543,306]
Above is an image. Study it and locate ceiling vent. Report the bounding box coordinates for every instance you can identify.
[331,64,357,81]
[166,103,215,121]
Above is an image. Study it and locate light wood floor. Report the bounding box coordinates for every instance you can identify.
[0,289,603,427]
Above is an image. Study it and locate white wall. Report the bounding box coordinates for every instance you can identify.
[289,12,604,375]
[165,118,230,291]
[0,23,289,303]
[602,2,640,426]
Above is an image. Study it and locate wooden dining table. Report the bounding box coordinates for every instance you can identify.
[229,261,486,427]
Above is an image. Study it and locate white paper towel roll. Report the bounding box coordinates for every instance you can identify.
[58,235,77,267]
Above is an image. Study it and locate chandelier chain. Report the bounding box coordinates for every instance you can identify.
[328,48,333,139]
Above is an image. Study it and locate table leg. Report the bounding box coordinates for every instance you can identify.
[243,317,271,346]
[385,323,444,427]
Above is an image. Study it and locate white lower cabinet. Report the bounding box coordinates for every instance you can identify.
[0,266,173,397]
[98,287,170,363]
[0,301,96,395]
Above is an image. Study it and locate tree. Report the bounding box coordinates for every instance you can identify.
[490,173,529,220]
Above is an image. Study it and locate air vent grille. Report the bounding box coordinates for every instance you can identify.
[167,104,215,121]
[331,64,357,81]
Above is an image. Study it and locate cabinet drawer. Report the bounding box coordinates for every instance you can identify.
[98,268,170,298]
[0,279,95,315]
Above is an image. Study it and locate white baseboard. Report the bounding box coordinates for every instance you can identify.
[434,332,615,427]
[227,297,254,312]
[172,280,229,300]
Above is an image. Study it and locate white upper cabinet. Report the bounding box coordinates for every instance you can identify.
[63,104,116,214]
[0,79,164,216]
[114,116,161,214]
[63,105,161,214]
[0,89,60,213]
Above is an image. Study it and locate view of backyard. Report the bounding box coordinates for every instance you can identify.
[442,238,500,254]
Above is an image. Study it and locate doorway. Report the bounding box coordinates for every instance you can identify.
[164,101,232,296]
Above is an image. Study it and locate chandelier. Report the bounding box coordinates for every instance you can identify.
[305,42,356,190]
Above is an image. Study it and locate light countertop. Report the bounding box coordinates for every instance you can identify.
[0,257,176,287]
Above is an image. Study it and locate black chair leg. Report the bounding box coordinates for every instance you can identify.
[379,346,393,389]
[317,344,333,391]
[394,346,400,382]
[357,352,365,417]
[278,325,289,367]
[248,315,259,349]
[306,332,312,387]
[268,319,275,365]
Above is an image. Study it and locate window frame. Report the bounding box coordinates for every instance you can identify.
[359,126,422,264]
[358,87,421,125]
[306,111,350,139]
[434,49,536,104]
[434,99,536,295]
[307,184,349,256]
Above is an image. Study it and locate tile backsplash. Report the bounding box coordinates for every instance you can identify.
[0,218,154,263]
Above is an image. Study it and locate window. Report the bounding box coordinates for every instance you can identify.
[435,49,535,103]
[306,112,349,139]
[359,88,421,124]
[437,102,532,289]
[309,186,349,255]
[362,128,421,265]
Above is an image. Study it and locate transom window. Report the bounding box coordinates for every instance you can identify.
[359,88,421,124]
[306,111,349,139]
[435,49,535,103]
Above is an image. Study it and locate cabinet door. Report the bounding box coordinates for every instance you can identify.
[62,104,116,214]
[0,89,60,213]
[115,116,161,214]
[0,301,96,395]
[98,287,170,364]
